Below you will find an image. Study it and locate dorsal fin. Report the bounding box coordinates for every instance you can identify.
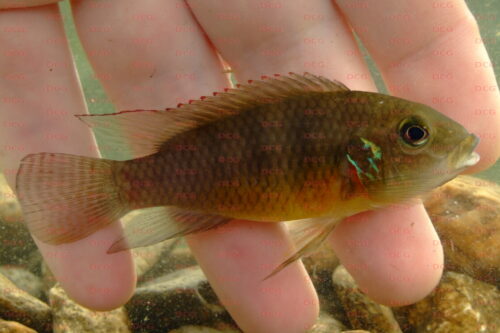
[76,72,350,159]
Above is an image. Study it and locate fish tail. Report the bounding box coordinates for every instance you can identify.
[16,153,128,244]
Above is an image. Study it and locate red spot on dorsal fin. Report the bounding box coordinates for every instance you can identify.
[224,88,230,92]
[236,84,241,88]
[273,73,281,77]
[213,92,219,96]
[247,79,254,84]
[188,99,195,104]
[177,103,184,107]
[200,96,207,100]
[261,75,269,80]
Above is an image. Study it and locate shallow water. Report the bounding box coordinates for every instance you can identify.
[0,0,498,332]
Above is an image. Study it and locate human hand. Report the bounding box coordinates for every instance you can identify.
[1,1,498,332]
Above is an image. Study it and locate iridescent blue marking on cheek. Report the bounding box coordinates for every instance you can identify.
[347,154,375,181]
[347,154,363,174]
[347,138,383,182]
[367,157,380,173]
[361,138,382,161]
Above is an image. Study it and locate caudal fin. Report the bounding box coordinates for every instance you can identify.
[16,153,128,244]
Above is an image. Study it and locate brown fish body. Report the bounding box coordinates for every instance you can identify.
[115,90,393,221]
[15,73,479,268]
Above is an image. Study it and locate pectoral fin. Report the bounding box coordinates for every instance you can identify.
[263,217,339,280]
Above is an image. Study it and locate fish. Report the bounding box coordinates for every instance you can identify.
[15,72,480,278]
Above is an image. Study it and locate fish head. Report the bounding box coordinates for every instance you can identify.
[345,94,480,203]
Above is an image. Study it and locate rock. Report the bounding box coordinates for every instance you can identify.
[22,249,43,278]
[211,321,241,332]
[317,294,348,328]
[168,325,239,333]
[49,284,130,333]
[139,240,198,285]
[424,176,500,285]
[0,174,37,266]
[332,266,402,333]
[302,239,345,322]
[0,273,52,333]
[307,312,345,333]
[168,326,221,333]
[126,266,234,332]
[400,271,499,333]
[132,238,179,279]
[0,265,43,299]
[303,240,340,294]
[40,261,57,296]
[0,319,37,333]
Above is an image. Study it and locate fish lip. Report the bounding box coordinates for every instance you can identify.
[451,134,480,170]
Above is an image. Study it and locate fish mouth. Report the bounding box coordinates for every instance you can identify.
[449,134,480,171]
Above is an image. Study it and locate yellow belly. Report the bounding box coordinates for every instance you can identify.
[212,174,375,222]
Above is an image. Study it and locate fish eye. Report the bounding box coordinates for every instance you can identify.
[399,119,429,147]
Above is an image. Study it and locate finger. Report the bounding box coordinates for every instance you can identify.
[335,0,500,171]
[0,0,61,10]
[330,204,443,306]
[187,0,374,88]
[71,1,318,331]
[187,221,318,333]
[0,4,135,310]
[71,0,226,110]
[186,0,444,306]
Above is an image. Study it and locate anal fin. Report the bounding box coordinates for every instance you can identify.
[108,207,231,253]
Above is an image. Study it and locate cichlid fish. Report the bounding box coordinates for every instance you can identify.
[15,73,480,277]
